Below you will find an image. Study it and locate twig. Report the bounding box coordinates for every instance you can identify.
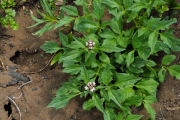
[12,93,23,100]
[6,96,21,120]
[8,114,12,120]
[166,106,180,111]
[18,80,32,90]
[22,54,55,74]
[0,58,6,70]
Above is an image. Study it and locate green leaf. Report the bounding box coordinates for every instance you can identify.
[74,17,99,33]
[51,52,63,65]
[126,114,143,120]
[68,37,85,49]
[41,0,55,18]
[99,65,113,85]
[59,32,69,47]
[138,27,148,37]
[63,63,81,75]
[104,108,116,120]
[99,29,116,39]
[54,16,74,29]
[136,78,159,94]
[101,46,125,53]
[48,93,76,109]
[115,73,141,88]
[168,65,180,79]
[48,82,80,109]
[148,31,158,53]
[92,94,105,113]
[99,53,110,64]
[124,95,143,107]
[144,103,156,120]
[93,0,105,20]
[162,55,176,65]
[126,50,135,67]
[108,89,123,109]
[115,53,125,64]
[160,33,172,48]
[61,5,79,16]
[138,46,151,60]
[62,50,82,61]
[40,41,61,54]
[108,88,134,109]
[83,99,95,110]
[117,37,129,48]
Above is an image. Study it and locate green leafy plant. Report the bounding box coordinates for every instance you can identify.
[31,0,180,119]
[0,0,18,30]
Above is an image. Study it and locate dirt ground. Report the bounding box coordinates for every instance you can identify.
[1,2,180,120]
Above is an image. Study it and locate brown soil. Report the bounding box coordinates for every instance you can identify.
[1,2,180,120]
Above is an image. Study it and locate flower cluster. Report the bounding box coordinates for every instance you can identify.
[85,82,96,92]
[86,40,95,50]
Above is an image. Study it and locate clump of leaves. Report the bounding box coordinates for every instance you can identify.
[31,0,180,119]
[0,0,18,30]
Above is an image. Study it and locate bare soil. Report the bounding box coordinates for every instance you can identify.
[1,2,180,120]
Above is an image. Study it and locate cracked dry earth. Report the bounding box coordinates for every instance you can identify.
[1,3,180,120]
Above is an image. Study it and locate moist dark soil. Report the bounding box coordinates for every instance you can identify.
[1,1,180,120]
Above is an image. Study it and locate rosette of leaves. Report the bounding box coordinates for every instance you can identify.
[0,0,18,30]
[31,0,180,119]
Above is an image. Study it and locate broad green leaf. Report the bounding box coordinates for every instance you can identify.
[93,0,105,20]
[126,114,143,120]
[62,50,82,61]
[109,18,121,34]
[74,17,99,33]
[123,0,133,8]
[115,73,141,87]
[138,27,148,37]
[92,94,105,113]
[160,33,172,48]
[100,46,125,53]
[126,50,135,67]
[59,32,69,47]
[68,38,85,49]
[115,53,124,64]
[63,63,81,75]
[108,88,134,109]
[102,39,116,47]
[124,95,143,107]
[108,89,123,109]
[83,99,95,110]
[40,41,61,54]
[99,53,110,64]
[48,82,80,109]
[102,0,120,8]
[99,65,113,85]
[144,103,156,120]
[136,78,159,94]
[48,94,76,109]
[54,16,74,29]
[99,29,116,39]
[162,55,176,65]
[148,31,158,53]
[74,0,90,15]
[144,95,157,104]
[104,108,116,120]
[51,52,63,65]
[168,65,180,79]
[48,93,76,109]
[117,37,129,48]
[61,5,79,16]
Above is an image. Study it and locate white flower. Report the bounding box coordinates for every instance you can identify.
[85,82,96,92]
[86,40,95,50]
